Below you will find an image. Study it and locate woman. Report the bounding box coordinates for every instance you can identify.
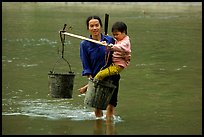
[79,15,120,118]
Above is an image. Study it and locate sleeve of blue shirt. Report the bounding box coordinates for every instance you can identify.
[80,40,92,76]
[79,34,115,77]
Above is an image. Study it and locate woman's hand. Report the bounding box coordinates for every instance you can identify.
[106,43,113,50]
[101,41,107,45]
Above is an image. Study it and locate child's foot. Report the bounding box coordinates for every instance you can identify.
[78,84,88,94]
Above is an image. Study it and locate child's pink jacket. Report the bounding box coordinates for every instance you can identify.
[112,36,131,68]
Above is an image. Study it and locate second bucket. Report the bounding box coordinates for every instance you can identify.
[84,79,116,110]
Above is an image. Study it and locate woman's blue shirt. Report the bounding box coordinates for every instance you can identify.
[80,34,115,77]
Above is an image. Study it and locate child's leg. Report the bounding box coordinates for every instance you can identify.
[94,64,123,80]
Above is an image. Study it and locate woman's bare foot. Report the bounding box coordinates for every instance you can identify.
[78,84,88,94]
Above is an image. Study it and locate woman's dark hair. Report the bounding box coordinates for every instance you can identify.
[86,16,103,30]
[112,21,127,34]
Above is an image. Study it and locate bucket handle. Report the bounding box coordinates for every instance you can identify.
[50,57,72,73]
[50,24,73,73]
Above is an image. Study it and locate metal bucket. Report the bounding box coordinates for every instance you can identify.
[48,72,75,98]
[84,79,116,110]
[48,58,75,98]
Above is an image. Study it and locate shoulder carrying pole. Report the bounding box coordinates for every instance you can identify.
[61,32,108,46]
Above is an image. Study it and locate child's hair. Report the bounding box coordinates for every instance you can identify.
[112,21,127,34]
[86,16,103,30]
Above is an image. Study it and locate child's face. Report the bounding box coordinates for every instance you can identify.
[112,31,126,41]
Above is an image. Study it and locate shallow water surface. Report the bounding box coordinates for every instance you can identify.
[2,2,202,135]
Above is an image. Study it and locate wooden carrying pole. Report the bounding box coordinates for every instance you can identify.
[61,32,107,46]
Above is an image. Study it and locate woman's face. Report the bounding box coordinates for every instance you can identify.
[88,19,101,37]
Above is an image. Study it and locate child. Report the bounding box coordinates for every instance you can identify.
[79,21,131,93]
[94,21,131,81]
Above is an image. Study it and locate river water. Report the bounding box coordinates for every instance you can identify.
[2,2,202,135]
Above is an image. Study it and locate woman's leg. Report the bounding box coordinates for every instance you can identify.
[106,104,115,118]
[94,108,103,117]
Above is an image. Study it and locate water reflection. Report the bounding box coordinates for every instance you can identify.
[93,119,104,135]
[105,116,117,135]
[93,116,117,135]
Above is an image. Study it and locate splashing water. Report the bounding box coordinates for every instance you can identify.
[2,98,123,123]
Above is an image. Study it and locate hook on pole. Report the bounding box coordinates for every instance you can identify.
[59,24,67,58]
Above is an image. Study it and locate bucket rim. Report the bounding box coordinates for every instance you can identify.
[48,71,75,75]
[88,78,116,89]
